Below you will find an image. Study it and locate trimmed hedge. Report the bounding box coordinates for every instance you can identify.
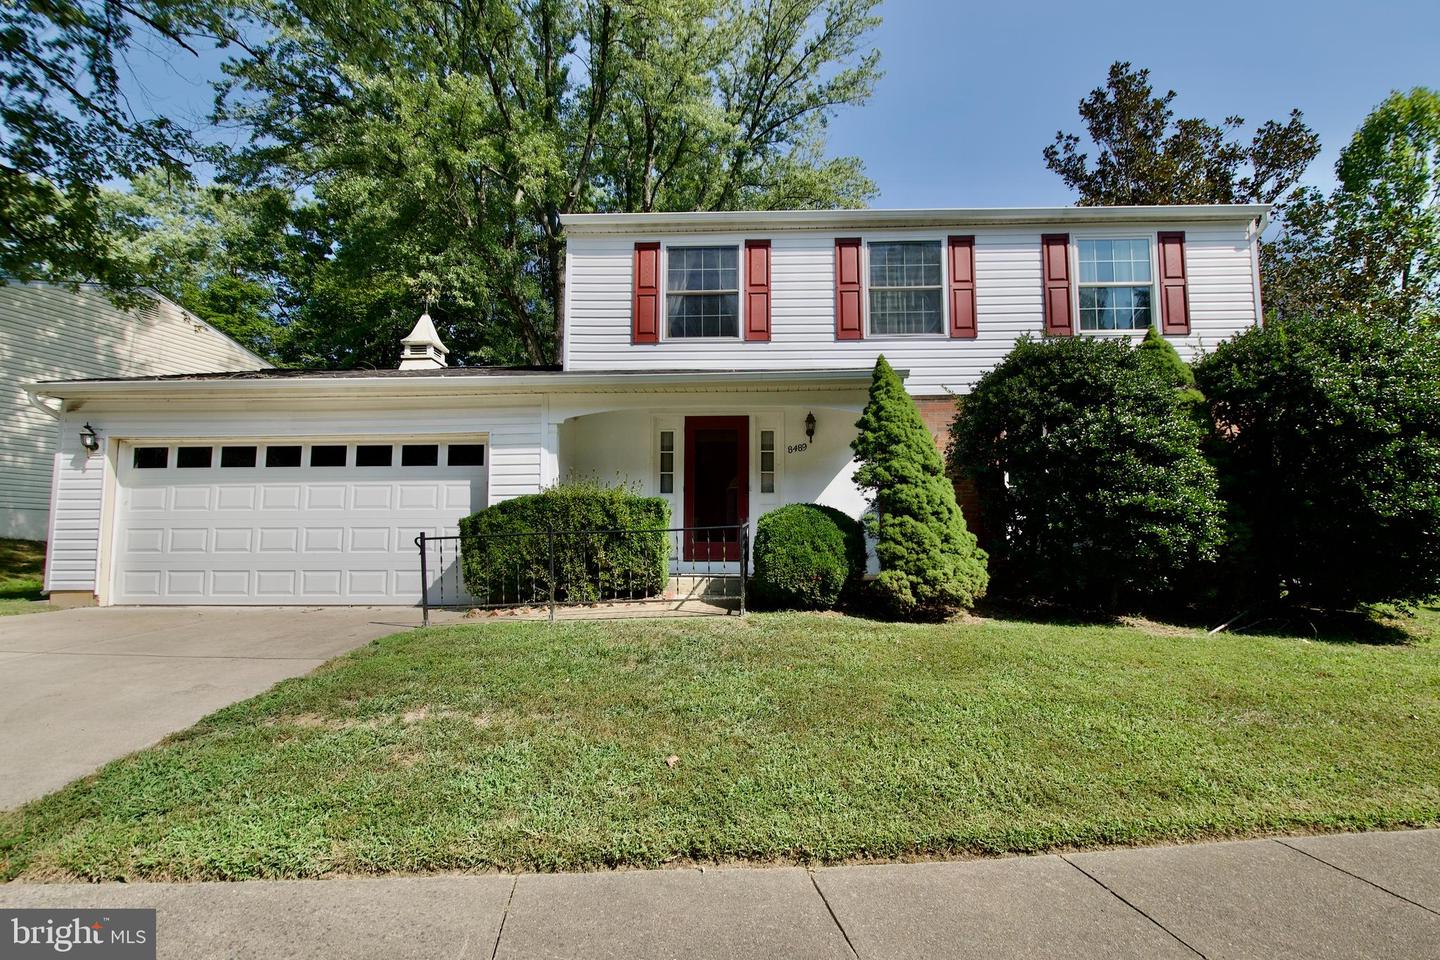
[1195,313,1440,609]
[950,335,1223,609]
[458,484,670,605]
[752,504,866,610]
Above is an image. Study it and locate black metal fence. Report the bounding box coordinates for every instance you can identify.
[415,523,748,625]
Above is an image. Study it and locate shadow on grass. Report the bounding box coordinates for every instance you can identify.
[0,538,46,602]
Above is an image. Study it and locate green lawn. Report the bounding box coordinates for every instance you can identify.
[0,539,46,615]
[4,610,1439,881]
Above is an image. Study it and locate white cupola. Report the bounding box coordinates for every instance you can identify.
[399,312,449,370]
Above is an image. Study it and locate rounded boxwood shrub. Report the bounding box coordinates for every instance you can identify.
[1195,313,1440,610]
[950,334,1223,609]
[752,503,866,609]
[458,483,670,605]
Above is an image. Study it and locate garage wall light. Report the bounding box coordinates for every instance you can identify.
[805,412,816,442]
[80,422,99,454]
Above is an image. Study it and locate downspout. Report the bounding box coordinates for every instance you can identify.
[24,386,64,420]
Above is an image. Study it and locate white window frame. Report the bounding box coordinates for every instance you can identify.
[652,416,683,502]
[751,413,784,503]
[660,240,745,342]
[861,233,950,340]
[1071,231,1162,336]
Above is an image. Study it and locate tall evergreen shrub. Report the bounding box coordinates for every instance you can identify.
[851,356,988,617]
[951,335,1223,609]
[1195,314,1440,609]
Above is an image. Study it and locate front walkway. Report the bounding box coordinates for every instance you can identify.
[2,830,1436,958]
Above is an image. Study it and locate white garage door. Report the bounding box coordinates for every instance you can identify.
[112,439,486,604]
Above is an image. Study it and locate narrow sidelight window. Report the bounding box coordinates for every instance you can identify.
[658,431,675,494]
[759,431,775,494]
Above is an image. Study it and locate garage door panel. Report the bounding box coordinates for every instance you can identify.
[112,439,487,605]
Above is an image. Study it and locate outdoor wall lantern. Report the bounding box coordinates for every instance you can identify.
[805,412,816,442]
[80,422,99,453]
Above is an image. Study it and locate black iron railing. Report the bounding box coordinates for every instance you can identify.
[415,523,748,625]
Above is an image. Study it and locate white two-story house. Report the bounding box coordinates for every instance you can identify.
[28,205,1268,607]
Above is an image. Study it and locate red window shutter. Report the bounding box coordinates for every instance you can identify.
[1158,231,1191,335]
[632,242,660,344]
[947,235,977,339]
[835,237,863,340]
[1041,234,1073,336]
[744,239,771,342]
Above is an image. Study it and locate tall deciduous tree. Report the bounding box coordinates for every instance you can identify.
[216,0,882,367]
[1264,89,1440,327]
[1044,62,1318,208]
[1,0,229,289]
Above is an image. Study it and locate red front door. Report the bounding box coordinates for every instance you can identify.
[683,416,748,561]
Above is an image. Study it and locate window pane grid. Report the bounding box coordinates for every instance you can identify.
[659,430,675,494]
[1077,238,1154,331]
[759,430,775,494]
[667,246,739,338]
[869,241,943,335]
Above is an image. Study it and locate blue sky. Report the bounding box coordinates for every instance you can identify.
[831,0,1440,205]
[122,0,1440,206]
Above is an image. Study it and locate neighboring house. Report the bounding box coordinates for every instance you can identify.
[26,205,1268,606]
[2,283,266,541]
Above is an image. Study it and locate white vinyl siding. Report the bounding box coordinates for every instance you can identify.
[1,284,265,540]
[564,223,1260,395]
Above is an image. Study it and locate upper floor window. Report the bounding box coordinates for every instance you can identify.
[868,240,943,335]
[1078,239,1153,331]
[667,246,738,338]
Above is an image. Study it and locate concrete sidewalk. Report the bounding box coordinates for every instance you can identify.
[3,829,1437,959]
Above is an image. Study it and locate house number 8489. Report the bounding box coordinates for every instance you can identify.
[787,442,809,454]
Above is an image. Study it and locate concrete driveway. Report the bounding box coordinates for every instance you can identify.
[0,606,424,809]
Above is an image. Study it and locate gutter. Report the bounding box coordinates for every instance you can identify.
[27,367,892,403]
[560,204,1274,235]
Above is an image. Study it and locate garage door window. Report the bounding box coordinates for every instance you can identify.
[220,446,257,468]
[310,445,347,467]
[355,444,393,467]
[448,444,485,466]
[176,447,212,469]
[265,445,302,468]
[402,444,439,467]
[133,447,168,469]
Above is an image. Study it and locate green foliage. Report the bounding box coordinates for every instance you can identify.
[1136,326,1195,387]
[752,504,865,610]
[0,0,226,293]
[1268,89,1440,328]
[211,0,883,366]
[1044,62,1319,208]
[458,484,670,605]
[1195,314,1440,610]
[952,336,1223,609]
[852,357,987,617]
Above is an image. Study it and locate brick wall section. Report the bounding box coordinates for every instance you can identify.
[913,396,987,544]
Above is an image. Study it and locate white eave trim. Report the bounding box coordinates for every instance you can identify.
[27,367,891,402]
[560,204,1273,235]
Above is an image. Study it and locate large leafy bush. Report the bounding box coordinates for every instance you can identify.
[852,356,988,617]
[459,484,669,605]
[951,335,1223,608]
[1195,314,1440,609]
[752,504,866,610]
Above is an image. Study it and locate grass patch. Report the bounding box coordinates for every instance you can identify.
[3,611,1439,880]
[0,538,46,616]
